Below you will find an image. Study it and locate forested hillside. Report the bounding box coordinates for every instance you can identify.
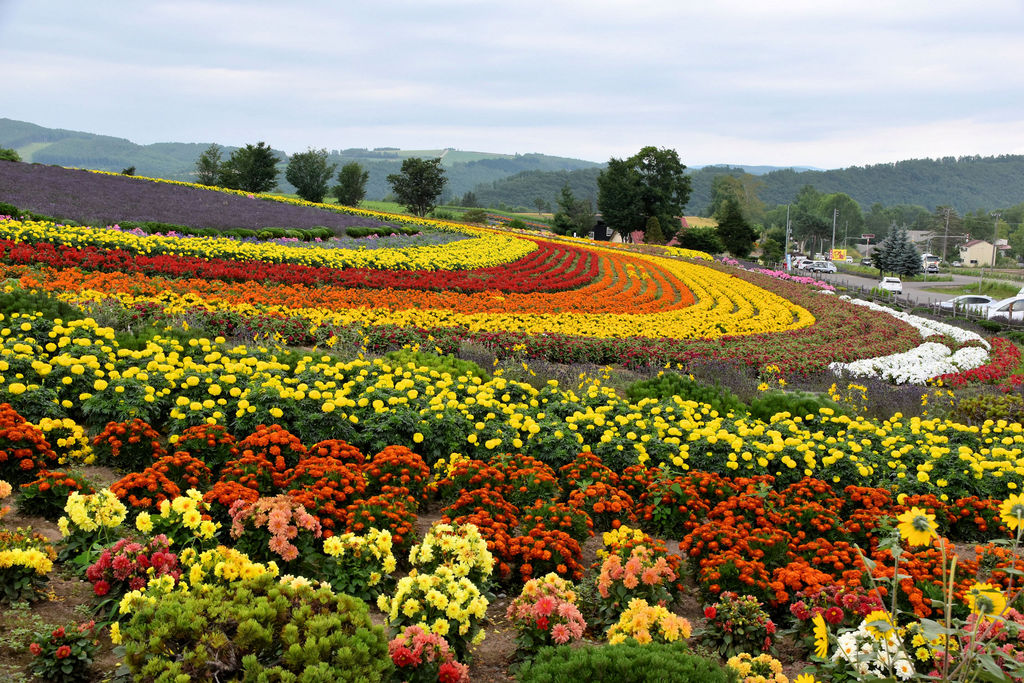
[471,156,1024,215]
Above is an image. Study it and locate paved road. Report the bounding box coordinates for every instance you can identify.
[812,269,1002,306]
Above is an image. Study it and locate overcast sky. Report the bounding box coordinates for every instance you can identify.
[2,0,1023,169]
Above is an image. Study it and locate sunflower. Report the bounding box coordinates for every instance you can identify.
[965,582,1006,621]
[794,675,821,683]
[896,506,938,547]
[812,612,828,659]
[1000,493,1024,532]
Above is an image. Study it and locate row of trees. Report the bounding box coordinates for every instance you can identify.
[194,144,451,216]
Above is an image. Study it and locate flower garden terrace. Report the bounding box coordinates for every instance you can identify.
[0,216,930,375]
[1,314,1022,500]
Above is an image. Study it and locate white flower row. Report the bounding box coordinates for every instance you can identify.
[840,297,989,348]
[829,298,990,384]
[830,342,988,384]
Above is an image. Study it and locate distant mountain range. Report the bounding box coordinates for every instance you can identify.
[4,118,1024,216]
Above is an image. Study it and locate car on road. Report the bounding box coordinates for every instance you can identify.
[986,296,1024,322]
[878,277,902,294]
[845,256,854,263]
[806,260,837,274]
[924,264,940,274]
[860,257,873,266]
[951,261,963,267]
[938,295,995,314]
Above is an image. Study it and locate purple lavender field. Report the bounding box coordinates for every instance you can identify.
[0,161,393,231]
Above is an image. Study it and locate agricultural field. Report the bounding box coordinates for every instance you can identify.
[1,168,1024,682]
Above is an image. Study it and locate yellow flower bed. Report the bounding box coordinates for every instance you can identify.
[0,218,533,272]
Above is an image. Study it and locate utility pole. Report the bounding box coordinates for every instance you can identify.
[991,212,1002,267]
[830,208,838,259]
[942,207,952,263]
[784,204,791,270]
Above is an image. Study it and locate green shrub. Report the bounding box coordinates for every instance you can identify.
[384,349,490,382]
[256,230,273,240]
[953,393,1024,425]
[122,575,392,682]
[625,373,746,416]
[430,209,455,220]
[461,208,489,224]
[118,221,196,236]
[517,641,737,683]
[0,147,21,162]
[747,390,850,422]
[0,288,84,324]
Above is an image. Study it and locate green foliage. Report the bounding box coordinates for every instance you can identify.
[461,208,489,224]
[120,166,136,176]
[952,393,1024,425]
[333,162,370,206]
[552,184,596,236]
[759,237,784,265]
[286,148,337,204]
[194,143,221,186]
[709,173,765,224]
[676,226,724,254]
[122,575,392,682]
[345,225,418,239]
[873,226,922,277]
[645,216,666,245]
[517,641,737,683]
[387,157,447,217]
[0,147,22,162]
[28,621,99,683]
[0,288,84,325]
[383,349,490,382]
[626,373,746,416]
[598,146,691,237]
[716,198,758,259]
[218,141,281,193]
[460,190,479,207]
[747,390,850,422]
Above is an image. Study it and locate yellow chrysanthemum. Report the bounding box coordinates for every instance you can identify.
[965,582,1006,621]
[1000,493,1024,532]
[896,506,938,546]
[812,612,828,659]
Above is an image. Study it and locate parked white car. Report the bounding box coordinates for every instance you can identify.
[938,295,996,314]
[986,296,1024,321]
[878,277,903,294]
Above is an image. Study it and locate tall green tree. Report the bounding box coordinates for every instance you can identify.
[285,148,336,203]
[218,142,280,193]
[645,216,666,245]
[552,184,595,236]
[892,228,923,277]
[597,146,691,238]
[708,173,765,224]
[387,157,447,217]
[333,162,370,206]
[194,143,222,186]
[716,199,758,258]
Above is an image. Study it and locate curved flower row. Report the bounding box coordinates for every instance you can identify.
[0,218,534,272]
[11,247,814,340]
[0,236,599,294]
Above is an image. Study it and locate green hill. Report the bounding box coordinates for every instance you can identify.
[0,119,599,201]
[470,157,1024,215]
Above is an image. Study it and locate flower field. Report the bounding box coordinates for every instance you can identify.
[2,171,1024,681]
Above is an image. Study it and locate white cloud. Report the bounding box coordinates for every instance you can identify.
[1,0,1023,168]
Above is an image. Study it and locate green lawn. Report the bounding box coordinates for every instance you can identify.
[920,281,1022,299]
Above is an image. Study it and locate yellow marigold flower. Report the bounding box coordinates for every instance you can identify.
[896,506,938,546]
[136,512,154,534]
